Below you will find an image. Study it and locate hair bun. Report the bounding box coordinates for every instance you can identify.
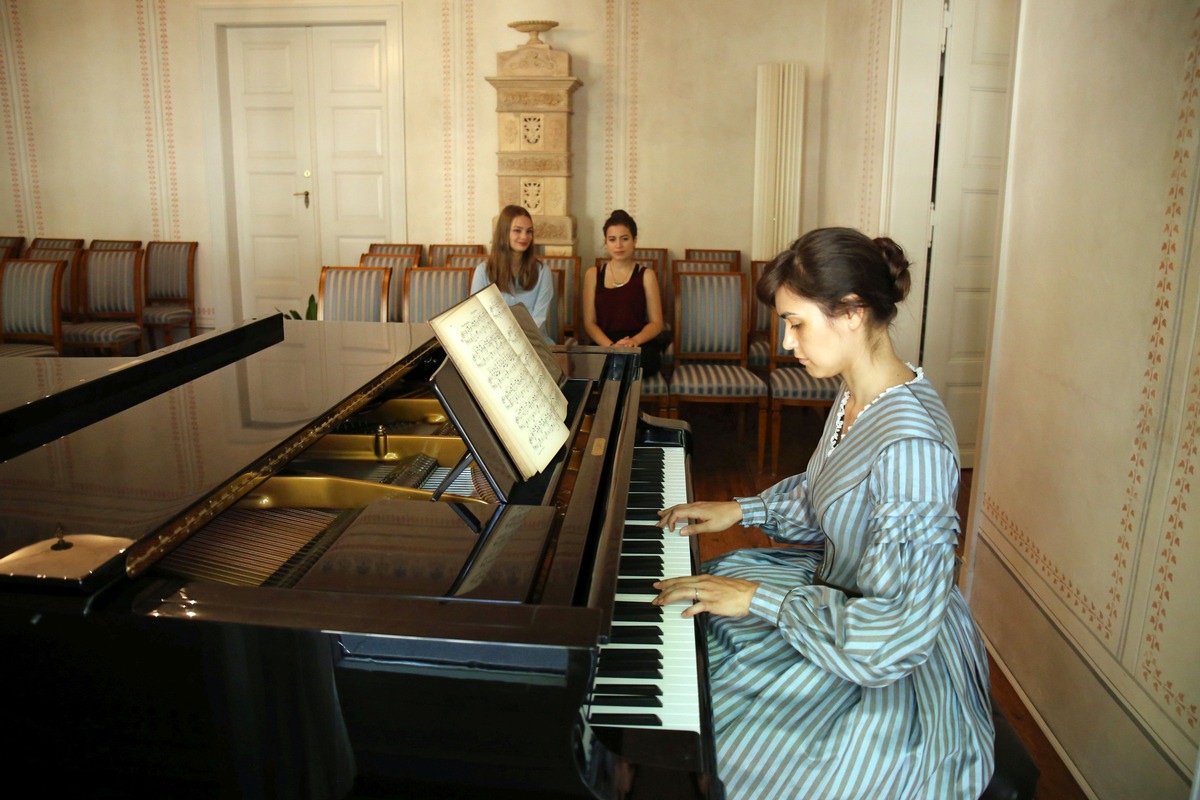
[874,236,911,302]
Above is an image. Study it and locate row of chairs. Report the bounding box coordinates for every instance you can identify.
[0,241,197,357]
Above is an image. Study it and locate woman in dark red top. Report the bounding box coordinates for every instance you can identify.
[582,209,665,377]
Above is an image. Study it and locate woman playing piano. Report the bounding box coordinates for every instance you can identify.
[653,227,995,800]
[470,204,555,343]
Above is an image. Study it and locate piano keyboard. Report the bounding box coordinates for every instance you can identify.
[588,445,700,734]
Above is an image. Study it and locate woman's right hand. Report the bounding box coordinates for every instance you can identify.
[656,501,743,536]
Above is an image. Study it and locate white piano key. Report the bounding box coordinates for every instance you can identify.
[591,446,701,733]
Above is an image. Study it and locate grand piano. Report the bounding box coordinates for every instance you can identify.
[0,315,723,799]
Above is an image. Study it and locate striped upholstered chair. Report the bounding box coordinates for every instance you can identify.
[29,237,84,252]
[401,267,473,323]
[539,255,581,340]
[62,248,145,355]
[444,252,486,269]
[747,260,774,373]
[427,243,485,268]
[0,235,25,261]
[359,253,417,321]
[317,266,391,322]
[24,247,83,322]
[0,258,66,357]
[766,317,842,473]
[667,271,768,471]
[367,242,423,264]
[685,248,742,274]
[143,241,198,347]
[89,239,142,250]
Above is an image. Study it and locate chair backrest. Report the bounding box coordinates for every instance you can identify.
[368,242,423,264]
[81,248,144,320]
[547,267,567,344]
[402,267,473,323]
[667,259,736,333]
[358,253,417,321]
[90,239,143,250]
[144,241,198,304]
[29,237,84,250]
[685,248,742,273]
[0,235,26,260]
[537,255,580,337]
[445,252,486,269]
[317,266,391,322]
[0,258,65,350]
[428,244,485,267]
[24,247,83,319]
[750,260,773,337]
[673,271,748,365]
[633,247,668,273]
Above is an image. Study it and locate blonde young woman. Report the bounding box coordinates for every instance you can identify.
[580,209,664,377]
[470,204,554,342]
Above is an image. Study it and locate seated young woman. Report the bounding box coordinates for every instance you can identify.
[580,209,664,377]
[470,204,555,343]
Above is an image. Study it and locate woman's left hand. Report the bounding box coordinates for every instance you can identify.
[652,574,758,618]
[612,336,636,347]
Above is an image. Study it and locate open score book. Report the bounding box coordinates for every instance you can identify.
[428,283,569,480]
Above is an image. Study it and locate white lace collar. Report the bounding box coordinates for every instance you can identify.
[829,364,923,451]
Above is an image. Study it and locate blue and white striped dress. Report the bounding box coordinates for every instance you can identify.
[706,370,994,799]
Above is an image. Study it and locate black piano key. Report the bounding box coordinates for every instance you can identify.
[588,713,663,727]
[625,508,663,521]
[629,480,663,492]
[622,526,663,540]
[632,450,664,465]
[629,467,664,482]
[599,646,662,661]
[617,577,660,595]
[626,492,665,508]
[608,625,663,645]
[620,540,663,555]
[591,682,663,697]
[594,664,663,680]
[618,556,664,576]
[590,694,662,708]
[613,601,663,622]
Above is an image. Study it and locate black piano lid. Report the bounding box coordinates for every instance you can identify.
[0,320,441,593]
[0,314,285,462]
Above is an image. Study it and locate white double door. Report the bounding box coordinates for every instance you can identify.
[227,25,392,320]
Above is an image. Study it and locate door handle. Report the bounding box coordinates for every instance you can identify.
[293,190,310,208]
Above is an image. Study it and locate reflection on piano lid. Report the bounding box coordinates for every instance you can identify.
[0,314,285,462]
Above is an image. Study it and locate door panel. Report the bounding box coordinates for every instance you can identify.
[311,27,391,268]
[923,0,1018,467]
[228,25,390,319]
[228,28,317,319]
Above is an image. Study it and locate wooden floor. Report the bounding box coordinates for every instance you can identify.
[669,401,1088,800]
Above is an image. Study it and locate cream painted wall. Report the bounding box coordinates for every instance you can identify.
[0,0,873,332]
[971,0,1200,796]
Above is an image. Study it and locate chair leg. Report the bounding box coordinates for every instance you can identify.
[756,399,767,474]
[771,404,782,475]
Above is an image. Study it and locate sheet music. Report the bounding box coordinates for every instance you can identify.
[429,285,570,479]
[477,287,567,418]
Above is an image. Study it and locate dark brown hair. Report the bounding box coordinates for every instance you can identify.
[756,227,911,325]
[603,209,638,239]
[485,205,538,292]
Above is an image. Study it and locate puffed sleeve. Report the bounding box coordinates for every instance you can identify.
[749,437,961,688]
[469,263,489,294]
